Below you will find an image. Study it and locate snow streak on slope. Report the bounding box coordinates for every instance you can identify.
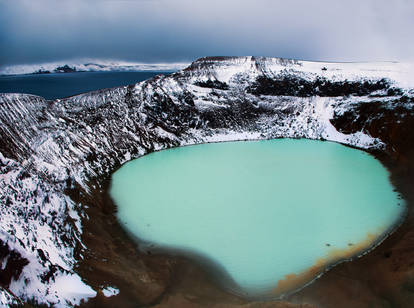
[0,56,413,306]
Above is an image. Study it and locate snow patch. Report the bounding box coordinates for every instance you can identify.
[0,287,22,307]
[48,273,96,307]
[102,286,120,298]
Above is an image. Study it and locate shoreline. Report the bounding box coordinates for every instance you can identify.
[78,137,412,307]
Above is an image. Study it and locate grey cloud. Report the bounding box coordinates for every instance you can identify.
[0,0,413,66]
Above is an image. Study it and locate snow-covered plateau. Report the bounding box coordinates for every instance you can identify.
[0,60,190,76]
[0,56,413,307]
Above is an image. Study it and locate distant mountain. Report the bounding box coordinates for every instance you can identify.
[0,60,190,75]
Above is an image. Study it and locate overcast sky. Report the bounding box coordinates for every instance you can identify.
[0,0,413,66]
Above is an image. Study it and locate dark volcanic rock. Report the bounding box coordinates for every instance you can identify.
[0,241,29,287]
[194,79,229,90]
[33,69,51,75]
[246,75,390,97]
[54,64,77,73]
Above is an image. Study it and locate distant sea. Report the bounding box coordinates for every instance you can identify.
[0,71,171,100]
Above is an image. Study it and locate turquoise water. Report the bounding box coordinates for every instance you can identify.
[110,139,404,297]
[0,71,170,100]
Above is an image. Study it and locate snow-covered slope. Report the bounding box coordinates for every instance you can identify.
[0,60,190,75]
[0,56,413,307]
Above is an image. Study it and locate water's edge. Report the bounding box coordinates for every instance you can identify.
[105,138,408,301]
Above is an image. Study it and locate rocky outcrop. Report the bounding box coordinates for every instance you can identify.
[0,56,413,307]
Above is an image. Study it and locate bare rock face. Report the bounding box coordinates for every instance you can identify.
[0,56,413,307]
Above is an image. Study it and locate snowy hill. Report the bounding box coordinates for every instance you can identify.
[0,56,413,307]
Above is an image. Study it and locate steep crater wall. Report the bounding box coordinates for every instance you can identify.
[0,56,413,307]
